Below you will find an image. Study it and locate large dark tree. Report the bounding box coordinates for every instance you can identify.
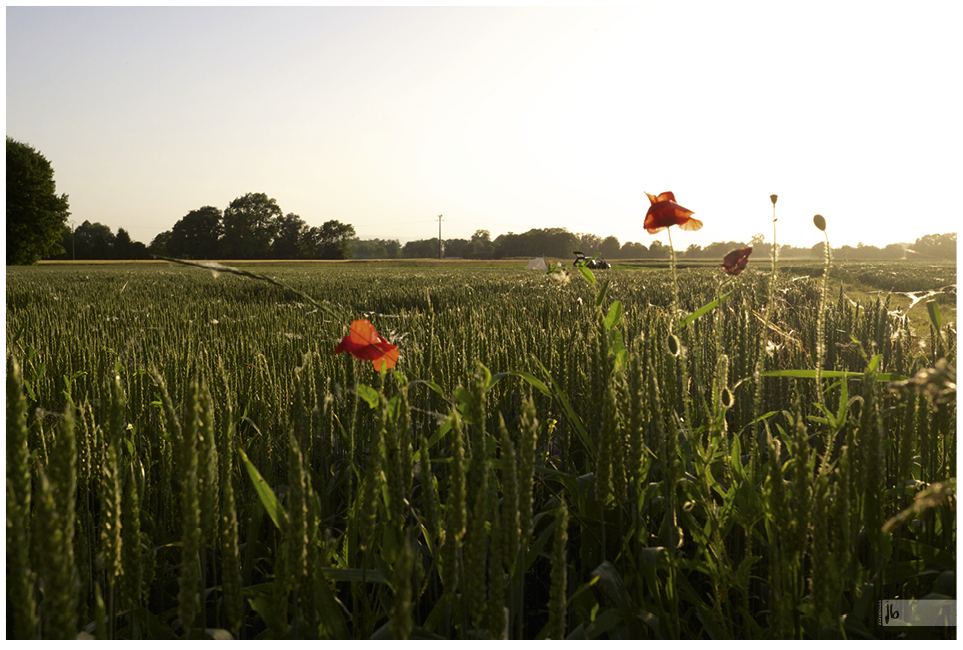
[577,232,603,254]
[599,236,621,259]
[648,240,668,258]
[492,228,579,259]
[220,193,282,259]
[402,238,440,259]
[308,220,356,259]
[383,239,402,259]
[73,221,115,259]
[114,228,149,260]
[169,206,222,259]
[149,230,172,257]
[468,230,494,259]
[56,224,74,260]
[113,228,148,259]
[6,137,71,264]
[701,240,748,260]
[750,233,772,259]
[113,228,134,259]
[350,238,402,259]
[619,241,648,258]
[272,213,310,259]
[683,243,703,259]
[443,238,471,258]
[910,233,956,261]
[881,243,906,260]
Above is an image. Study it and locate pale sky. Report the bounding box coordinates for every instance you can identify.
[6,2,961,251]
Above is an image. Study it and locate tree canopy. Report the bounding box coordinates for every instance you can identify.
[908,233,956,261]
[272,213,310,259]
[492,228,580,259]
[148,195,357,261]
[308,220,356,260]
[220,193,283,259]
[349,238,402,259]
[47,220,149,260]
[25,179,956,263]
[6,137,71,265]
[169,206,222,259]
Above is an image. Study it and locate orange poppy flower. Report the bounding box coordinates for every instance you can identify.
[335,319,399,371]
[720,246,752,276]
[644,191,703,234]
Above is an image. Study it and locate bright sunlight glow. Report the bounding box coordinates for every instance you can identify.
[5,3,960,251]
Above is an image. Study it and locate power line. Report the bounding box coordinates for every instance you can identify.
[443,219,520,228]
[350,219,438,228]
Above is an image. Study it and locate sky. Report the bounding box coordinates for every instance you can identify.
[5,2,961,252]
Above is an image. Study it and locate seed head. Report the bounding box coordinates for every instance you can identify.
[770,194,778,205]
[720,387,734,409]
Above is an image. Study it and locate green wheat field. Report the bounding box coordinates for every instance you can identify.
[5,259,956,639]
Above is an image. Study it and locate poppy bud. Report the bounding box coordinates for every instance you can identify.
[770,194,778,205]
[721,246,752,276]
[813,214,826,232]
[667,333,681,357]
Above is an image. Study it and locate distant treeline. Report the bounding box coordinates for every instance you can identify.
[46,199,957,262]
[387,229,957,262]
[48,193,357,261]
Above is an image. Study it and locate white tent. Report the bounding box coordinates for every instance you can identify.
[526,257,547,270]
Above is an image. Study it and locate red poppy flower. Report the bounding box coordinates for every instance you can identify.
[644,191,703,234]
[720,246,752,276]
[335,319,399,371]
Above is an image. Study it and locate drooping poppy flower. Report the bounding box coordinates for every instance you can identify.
[335,319,399,371]
[720,246,752,276]
[644,191,703,235]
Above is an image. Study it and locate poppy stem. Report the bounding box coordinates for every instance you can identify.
[814,228,832,407]
[667,227,679,326]
[751,199,780,468]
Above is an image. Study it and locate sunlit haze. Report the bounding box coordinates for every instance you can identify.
[6,3,961,253]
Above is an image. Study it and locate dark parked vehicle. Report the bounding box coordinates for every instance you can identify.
[573,250,611,270]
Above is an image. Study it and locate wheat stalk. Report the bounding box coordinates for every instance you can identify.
[546,500,569,639]
[6,355,40,639]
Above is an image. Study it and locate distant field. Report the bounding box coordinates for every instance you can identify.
[34,257,958,328]
[7,261,956,639]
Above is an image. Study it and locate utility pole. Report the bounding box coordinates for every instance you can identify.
[437,214,444,259]
[70,220,75,260]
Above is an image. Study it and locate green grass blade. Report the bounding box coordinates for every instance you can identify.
[355,383,380,409]
[237,447,288,530]
[577,264,596,285]
[761,369,908,382]
[676,287,736,330]
[492,370,551,397]
[603,300,622,330]
[927,300,943,333]
[528,354,596,457]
